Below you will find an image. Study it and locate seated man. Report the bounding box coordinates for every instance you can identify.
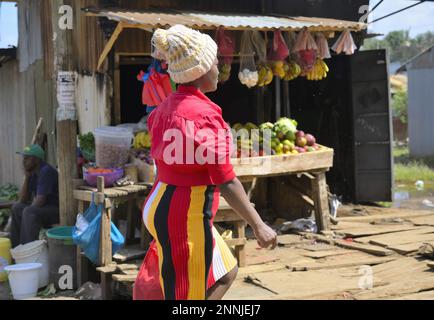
[11,145,59,248]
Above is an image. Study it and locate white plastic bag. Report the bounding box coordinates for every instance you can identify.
[74,213,89,236]
[238,31,258,88]
[293,28,318,53]
[316,33,331,59]
[331,30,357,55]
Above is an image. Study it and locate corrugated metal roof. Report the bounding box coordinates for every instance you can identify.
[83,8,367,32]
[397,45,434,73]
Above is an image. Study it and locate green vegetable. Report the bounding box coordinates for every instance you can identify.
[0,184,18,227]
[276,117,298,134]
[79,133,96,161]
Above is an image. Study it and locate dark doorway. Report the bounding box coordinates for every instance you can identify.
[119,59,150,124]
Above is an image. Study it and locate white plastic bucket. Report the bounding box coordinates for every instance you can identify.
[5,263,42,300]
[10,240,49,288]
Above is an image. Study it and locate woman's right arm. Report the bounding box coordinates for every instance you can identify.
[219,178,277,249]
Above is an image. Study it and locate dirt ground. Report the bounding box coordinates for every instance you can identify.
[224,204,434,300]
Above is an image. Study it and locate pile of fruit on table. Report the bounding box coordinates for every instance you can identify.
[232,117,324,158]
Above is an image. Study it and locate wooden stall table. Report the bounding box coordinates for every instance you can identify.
[73,178,150,299]
[231,146,335,234]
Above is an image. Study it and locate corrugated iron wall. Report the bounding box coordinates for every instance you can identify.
[0,59,56,186]
[408,67,434,157]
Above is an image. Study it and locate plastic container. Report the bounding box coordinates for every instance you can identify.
[5,263,42,300]
[0,238,12,282]
[10,240,49,288]
[94,126,133,169]
[84,168,124,188]
[47,227,77,291]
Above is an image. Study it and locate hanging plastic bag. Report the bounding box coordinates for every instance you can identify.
[215,28,235,83]
[133,240,164,300]
[267,30,290,79]
[316,33,331,59]
[283,32,298,57]
[251,31,273,87]
[293,28,318,72]
[281,32,302,81]
[268,30,290,61]
[331,29,357,55]
[239,31,258,88]
[73,197,125,265]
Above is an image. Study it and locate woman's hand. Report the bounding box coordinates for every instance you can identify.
[253,222,278,249]
[220,178,278,250]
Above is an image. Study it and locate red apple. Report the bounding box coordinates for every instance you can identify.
[305,134,316,146]
[296,131,305,138]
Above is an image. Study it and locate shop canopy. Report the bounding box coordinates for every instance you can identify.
[82,8,367,70]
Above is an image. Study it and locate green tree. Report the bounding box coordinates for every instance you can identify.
[362,30,434,63]
[392,89,408,124]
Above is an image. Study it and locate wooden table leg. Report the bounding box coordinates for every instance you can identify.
[76,200,86,288]
[126,198,135,245]
[100,271,113,300]
[311,172,330,232]
[233,221,247,268]
[98,178,113,267]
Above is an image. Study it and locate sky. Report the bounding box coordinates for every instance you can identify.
[1,1,434,48]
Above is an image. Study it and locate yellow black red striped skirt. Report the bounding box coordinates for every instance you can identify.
[142,181,238,300]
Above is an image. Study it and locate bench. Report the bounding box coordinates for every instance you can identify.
[215,198,247,267]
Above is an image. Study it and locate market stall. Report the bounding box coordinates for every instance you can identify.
[72,8,366,295]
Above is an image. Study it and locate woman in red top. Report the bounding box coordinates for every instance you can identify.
[142,25,277,300]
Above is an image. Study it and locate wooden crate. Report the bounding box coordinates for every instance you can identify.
[231,146,334,178]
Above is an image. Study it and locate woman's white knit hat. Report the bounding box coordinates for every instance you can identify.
[151,25,218,84]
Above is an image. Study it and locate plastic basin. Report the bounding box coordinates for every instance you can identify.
[5,263,42,300]
[84,168,124,188]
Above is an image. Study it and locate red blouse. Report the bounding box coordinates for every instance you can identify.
[148,85,236,187]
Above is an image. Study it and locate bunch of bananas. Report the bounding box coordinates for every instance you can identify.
[305,59,329,81]
[283,62,301,81]
[133,132,151,149]
[218,64,231,83]
[270,61,286,79]
[257,64,274,87]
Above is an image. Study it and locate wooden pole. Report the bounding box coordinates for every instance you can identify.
[51,0,78,226]
[97,177,112,266]
[31,118,44,145]
[311,172,331,232]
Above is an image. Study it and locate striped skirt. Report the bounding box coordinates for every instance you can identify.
[142,181,238,300]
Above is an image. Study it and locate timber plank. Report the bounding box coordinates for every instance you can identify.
[354,227,434,244]
[337,225,424,238]
[231,147,334,178]
[353,257,434,300]
[113,248,146,262]
[369,232,434,248]
[301,250,352,259]
[302,233,395,256]
[408,215,434,226]
[112,274,137,282]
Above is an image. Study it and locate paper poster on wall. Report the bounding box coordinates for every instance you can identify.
[56,71,77,121]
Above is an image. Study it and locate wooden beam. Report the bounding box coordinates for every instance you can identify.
[98,177,113,267]
[31,118,44,145]
[52,0,78,227]
[97,22,124,71]
[57,120,78,226]
[311,172,330,232]
[114,53,121,125]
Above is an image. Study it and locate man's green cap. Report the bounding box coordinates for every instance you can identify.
[17,144,45,161]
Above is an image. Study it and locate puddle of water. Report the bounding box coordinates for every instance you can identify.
[393,182,434,209]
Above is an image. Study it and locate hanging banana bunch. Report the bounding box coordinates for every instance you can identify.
[257,63,274,87]
[283,61,301,81]
[305,59,329,81]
